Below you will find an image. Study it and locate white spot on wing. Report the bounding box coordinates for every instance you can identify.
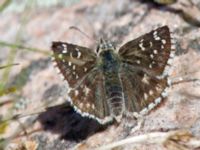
[139,42,145,51]
[162,39,166,44]
[62,44,67,53]
[77,51,81,58]
[70,52,73,58]
[149,90,153,96]
[142,74,149,84]
[136,60,141,64]
[86,103,91,108]
[150,42,153,47]
[153,50,158,54]
[58,54,63,59]
[72,65,76,70]
[153,31,161,40]
[153,31,158,36]
[156,85,161,91]
[62,44,67,49]
[155,37,161,40]
[75,90,79,96]
[62,50,67,53]
[92,104,95,110]
[84,67,88,72]
[79,102,83,108]
[84,86,90,96]
[144,93,148,100]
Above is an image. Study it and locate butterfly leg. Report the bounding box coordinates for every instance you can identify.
[121,111,145,134]
[130,113,145,133]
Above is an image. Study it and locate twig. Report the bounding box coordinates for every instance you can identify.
[97,130,200,150]
[171,77,200,85]
[0,63,19,69]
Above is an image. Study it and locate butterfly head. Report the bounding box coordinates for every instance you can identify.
[96,38,115,55]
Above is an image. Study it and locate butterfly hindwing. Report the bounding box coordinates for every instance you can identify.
[120,63,168,114]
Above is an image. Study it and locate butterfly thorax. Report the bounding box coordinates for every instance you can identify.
[100,50,119,73]
[97,39,119,71]
[98,46,125,118]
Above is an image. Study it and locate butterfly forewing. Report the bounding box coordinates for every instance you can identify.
[119,26,173,77]
[51,42,97,88]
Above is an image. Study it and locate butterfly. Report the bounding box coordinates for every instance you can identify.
[51,26,175,124]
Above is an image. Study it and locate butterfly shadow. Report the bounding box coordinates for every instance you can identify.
[37,102,110,142]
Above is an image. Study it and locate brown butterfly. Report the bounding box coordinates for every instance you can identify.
[51,26,175,124]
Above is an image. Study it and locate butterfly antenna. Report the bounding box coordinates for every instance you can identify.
[68,26,98,43]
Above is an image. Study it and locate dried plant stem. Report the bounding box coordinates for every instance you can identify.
[97,130,200,150]
[0,41,50,55]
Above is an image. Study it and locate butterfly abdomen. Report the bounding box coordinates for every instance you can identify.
[105,81,124,117]
[100,50,124,117]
